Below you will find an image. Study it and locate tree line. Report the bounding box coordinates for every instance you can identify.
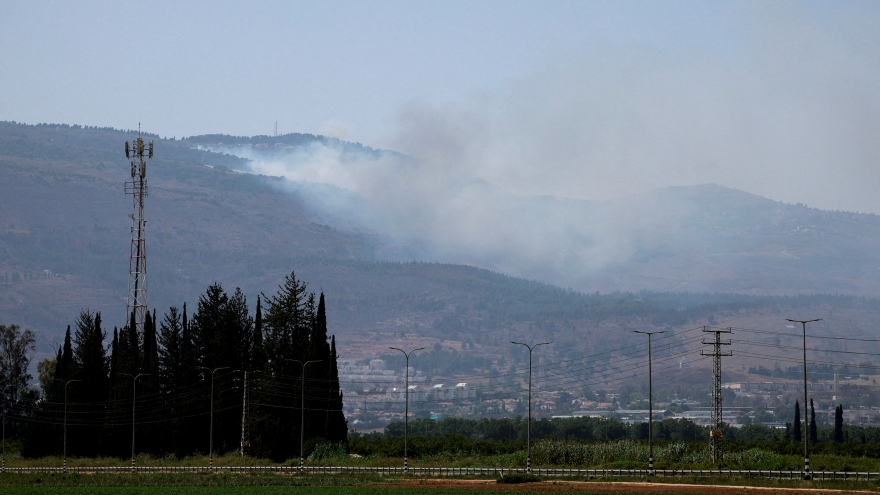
[361,414,880,459]
[21,271,346,461]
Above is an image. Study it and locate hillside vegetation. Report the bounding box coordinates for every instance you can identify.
[2,122,880,376]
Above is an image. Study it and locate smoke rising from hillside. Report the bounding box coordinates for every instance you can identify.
[222,4,880,287]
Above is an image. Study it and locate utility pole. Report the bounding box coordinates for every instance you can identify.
[198,366,229,471]
[389,346,424,473]
[240,370,249,456]
[119,373,150,472]
[701,327,732,464]
[787,318,822,479]
[287,359,321,469]
[55,379,80,473]
[510,341,551,473]
[1,384,12,473]
[634,331,664,476]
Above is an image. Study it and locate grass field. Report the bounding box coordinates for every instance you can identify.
[2,472,880,494]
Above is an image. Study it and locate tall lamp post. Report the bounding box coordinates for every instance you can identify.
[286,359,321,469]
[119,373,150,472]
[510,341,551,473]
[786,318,822,479]
[199,366,229,471]
[55,379,81,473]
[389,346,424,473]
[634,330,664,475]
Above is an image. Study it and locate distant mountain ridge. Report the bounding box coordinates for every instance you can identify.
[3,121,880,374]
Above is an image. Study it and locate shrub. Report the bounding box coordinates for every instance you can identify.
[497,472,541,484]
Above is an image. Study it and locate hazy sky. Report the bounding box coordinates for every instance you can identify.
[2,1,879,212]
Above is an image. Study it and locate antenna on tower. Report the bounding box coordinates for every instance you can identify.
[124,127,152,336]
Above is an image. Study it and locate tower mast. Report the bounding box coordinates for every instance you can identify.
[124,127,153,335]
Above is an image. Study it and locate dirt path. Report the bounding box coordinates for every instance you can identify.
[379,478,880,494]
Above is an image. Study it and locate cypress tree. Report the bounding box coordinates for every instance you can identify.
[58,326,73,382]
[809,399,817,444]
[793,401,802,442]
[142,310,154,376]
[109,327,119,392]
[103,314,140,457]
[177,301,200,457]
[326,334,347,443]
[139,309,160,454]
[304,292,327,444]
[126,311,140,375]
[834,405,844,442]
[251,296,265,372]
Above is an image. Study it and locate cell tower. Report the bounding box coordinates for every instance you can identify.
[701,326,732,464]
[124,129,153,335]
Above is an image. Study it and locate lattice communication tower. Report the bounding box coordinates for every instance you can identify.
[124,131,153,335]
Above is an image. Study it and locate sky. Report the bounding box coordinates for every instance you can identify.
[2,1,880,212]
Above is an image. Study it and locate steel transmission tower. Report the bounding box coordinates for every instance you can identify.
[701,326,732,464]
[124,130,153,335]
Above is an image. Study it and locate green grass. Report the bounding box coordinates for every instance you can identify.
[2,472,880,494]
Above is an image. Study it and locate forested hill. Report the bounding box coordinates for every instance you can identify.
[185,132,385,157]
[2,121,880,373]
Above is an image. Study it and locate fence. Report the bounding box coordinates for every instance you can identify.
[2,465,880,480]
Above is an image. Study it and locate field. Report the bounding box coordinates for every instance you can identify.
[2,473,880,494]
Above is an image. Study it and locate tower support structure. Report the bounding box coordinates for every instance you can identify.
[701,326,732,464]
[124,131,153,335]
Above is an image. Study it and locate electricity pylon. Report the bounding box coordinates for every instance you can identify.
[701,326,731,464]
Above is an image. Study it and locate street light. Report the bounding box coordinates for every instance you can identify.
[286,359,321,469]
[389,346,424,473]
[198,366,230,471]
[119,373,150,472]
[54,378,81,473]
[634,330,664,475]
[787,318,822,479]
[510,341,551,473]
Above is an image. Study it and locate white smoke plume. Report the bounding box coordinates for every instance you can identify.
[213,3,880,289]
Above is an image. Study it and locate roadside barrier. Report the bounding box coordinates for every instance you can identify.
[2,465,878,480]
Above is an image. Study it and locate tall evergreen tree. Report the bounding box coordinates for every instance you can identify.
[834,405,844,442]
[177,301,200,457]
[305,292,328,442]
[793,400,802,443]
[104,312,141,457]
[326,334,348,443]
[809,399,817,443]
[158,307,182,395]
[21,273,348,459]
[138,309,161,454]
[251,296,265,372]
[70,310,109,456]
[254,272,312,461]
[54,325,74,399]
[157,306,183,455]
[109,328,119,393]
